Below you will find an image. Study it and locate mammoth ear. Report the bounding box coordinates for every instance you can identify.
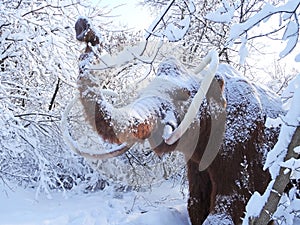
[198,76,227,171]
[207,74,225,102]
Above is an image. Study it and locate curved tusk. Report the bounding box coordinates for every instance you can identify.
[165,49,219,145]
[74,144,131,160]
[61,95,131,160]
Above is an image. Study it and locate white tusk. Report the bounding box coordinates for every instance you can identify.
[61,94,80,155]
[193,49,219,75]
[165,49,219,145]
[162,124,174,140]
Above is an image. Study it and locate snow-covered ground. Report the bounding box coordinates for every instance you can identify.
[0,182,190,225]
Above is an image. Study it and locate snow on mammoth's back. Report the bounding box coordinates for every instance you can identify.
[216,64,284,153]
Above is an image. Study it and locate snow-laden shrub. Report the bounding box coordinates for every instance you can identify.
[0,0,110,194]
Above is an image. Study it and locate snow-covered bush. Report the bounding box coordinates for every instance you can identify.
[0,0,112,194]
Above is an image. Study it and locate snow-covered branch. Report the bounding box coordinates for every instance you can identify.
[145,0,175,40]
[228,1,300,42]
[228,1,300,61]
[243,75,300,225]
[205,0,300,65]
[145,0,194,42]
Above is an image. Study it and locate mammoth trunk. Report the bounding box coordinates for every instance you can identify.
[77,54,160,146]
[77,70,121,144]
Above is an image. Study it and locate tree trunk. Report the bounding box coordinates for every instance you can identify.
[251,126,300,225]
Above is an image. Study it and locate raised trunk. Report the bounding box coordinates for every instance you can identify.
[77,54,157,145]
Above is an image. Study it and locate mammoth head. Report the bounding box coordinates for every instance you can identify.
[71,18,226,170]
[75,17,101,46]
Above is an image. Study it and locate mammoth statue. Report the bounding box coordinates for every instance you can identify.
[69,18,286,225]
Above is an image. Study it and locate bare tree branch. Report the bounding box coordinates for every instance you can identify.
[145,0,175,40]
[49,78,60,111]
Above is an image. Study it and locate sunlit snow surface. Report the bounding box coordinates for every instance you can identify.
[1,182,299,225]
[0,182,189,225]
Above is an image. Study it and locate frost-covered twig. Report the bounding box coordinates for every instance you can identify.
[22,3,78,17]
